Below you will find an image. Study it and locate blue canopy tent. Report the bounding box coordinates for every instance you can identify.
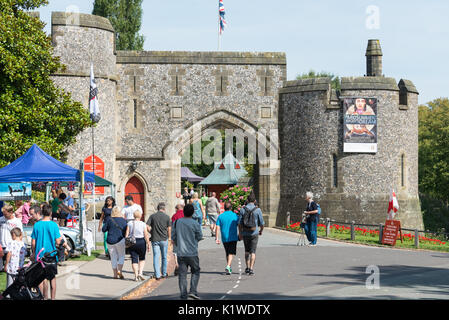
[0,144,95,183]
[0,144,96,244]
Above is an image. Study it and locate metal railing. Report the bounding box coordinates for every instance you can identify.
[285,211,449,249]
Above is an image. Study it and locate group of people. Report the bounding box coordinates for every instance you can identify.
[1,187,319,300]
[100,195,171,282]
[50,190,76,227]
[100,189,266,300]
[179,189,222,237]
[170,191,265,299]
[1,201,69,300]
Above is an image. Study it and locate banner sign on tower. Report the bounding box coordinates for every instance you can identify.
[343,97,378,153]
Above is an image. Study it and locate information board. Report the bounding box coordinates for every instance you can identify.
[84,155,105,195]
[382,220,402,246]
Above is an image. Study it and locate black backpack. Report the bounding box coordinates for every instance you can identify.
[242,206,258,231]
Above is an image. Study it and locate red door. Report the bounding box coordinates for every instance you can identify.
[125,176,145,221]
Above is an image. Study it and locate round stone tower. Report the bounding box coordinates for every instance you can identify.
[50,12,118,184]
[278,40,423,229]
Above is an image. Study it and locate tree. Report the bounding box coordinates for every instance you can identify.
[181,129,254,178]
[296,70,341,91]
[0,0,91,167]
[92,0,145,51]
[418,98,449,204]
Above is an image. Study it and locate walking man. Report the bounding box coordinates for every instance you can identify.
[122,195,143,222]
[147,203,171,280]
[31,204,63,300]
[171,204,202,300]
[205,192,221,237]
[215,201,239,275]
[238,192,264,276]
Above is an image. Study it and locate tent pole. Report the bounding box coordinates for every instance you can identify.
[91,125,97,251]
[79,161,84,245]
[45,184,51,202]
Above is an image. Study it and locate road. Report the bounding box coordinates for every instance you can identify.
[143,228,449,300]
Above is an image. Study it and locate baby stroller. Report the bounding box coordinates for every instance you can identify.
[297,214,307,246]
[1,248,59,300]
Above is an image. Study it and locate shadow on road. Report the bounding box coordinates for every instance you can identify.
[304,264,449,297]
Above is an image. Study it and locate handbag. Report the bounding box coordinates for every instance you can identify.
[125,221,137,248]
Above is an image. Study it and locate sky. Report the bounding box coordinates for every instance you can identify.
[37,0,449,104]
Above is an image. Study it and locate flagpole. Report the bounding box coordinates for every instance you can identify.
[92,125,96,251]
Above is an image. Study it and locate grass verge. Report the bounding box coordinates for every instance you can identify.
[69,250,102,262]
[283,227,449,253]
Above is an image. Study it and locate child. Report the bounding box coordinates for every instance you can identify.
[5,228,27,289]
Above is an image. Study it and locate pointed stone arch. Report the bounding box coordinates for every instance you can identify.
[162,109,280,227]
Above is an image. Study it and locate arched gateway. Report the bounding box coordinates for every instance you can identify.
[163,110,281,226]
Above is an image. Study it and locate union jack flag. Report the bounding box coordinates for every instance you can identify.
[67,182,76,191]
[219,0,227,35]
[37,182,46,189]
[84,182,94,192]
[52,182,60,191]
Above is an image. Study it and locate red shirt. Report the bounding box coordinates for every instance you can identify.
[171,209,184,224]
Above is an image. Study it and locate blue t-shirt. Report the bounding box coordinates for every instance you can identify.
[31,220,61,259]
[64,197,74,208]
[238,203,264,237]
[216,211,239,243]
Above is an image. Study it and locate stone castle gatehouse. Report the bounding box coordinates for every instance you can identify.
[46,12,422,229]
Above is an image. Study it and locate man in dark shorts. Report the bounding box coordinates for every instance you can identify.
[215,202,239,275]
[238,192,264,276]
[31,204,62,300]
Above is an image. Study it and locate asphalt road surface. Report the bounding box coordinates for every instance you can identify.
[143,228,449,300]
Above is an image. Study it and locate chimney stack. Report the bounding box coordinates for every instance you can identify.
[366,39,383,77]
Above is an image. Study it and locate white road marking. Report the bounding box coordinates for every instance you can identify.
[221,257,243,299]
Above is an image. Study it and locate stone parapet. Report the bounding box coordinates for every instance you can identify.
[51,12,115,33]
[116,51,286,65]
[280,77,332,94]
[341,77,399,92]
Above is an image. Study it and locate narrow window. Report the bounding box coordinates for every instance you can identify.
[220,75,224,93]
[133,99,137,128]
[333,154,338,188]
[264,76,268,95]
[401,154,405,187]
[133,76,137,92]
[175,75,179,95]
[399,87,408,106]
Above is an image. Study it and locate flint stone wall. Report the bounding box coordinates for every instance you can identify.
[278,77,423,229]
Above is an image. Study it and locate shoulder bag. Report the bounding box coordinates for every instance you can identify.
[125,221,137,248]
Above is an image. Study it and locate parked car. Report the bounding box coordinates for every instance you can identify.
[22,225,84,257]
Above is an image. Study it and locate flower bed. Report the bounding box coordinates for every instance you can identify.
[285,222,449,251]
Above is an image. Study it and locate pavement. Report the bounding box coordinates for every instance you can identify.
[54,219,178,300]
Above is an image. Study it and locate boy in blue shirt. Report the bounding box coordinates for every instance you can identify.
[215,202,239,275]
[31,203,62,300]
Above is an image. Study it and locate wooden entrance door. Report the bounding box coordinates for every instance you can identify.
[125,176,145,221]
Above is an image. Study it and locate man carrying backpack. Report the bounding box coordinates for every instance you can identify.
[304,191,320,246]
[238,192,264,276]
